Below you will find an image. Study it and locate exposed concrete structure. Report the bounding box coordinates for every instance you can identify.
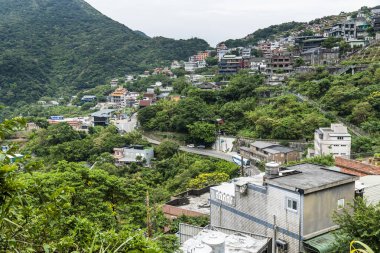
[163,187,211,219]
[210,163,358,253]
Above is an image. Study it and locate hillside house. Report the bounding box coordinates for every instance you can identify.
[240,141,299,165]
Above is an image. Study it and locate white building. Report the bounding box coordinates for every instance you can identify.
[184,62,197,72]
[241,48,251,58]
[309,123,351,158]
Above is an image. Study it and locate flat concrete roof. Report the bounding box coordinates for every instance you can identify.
[268,164,358,194]
[177,192,210,215]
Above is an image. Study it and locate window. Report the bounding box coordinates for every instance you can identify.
[286,198,298,212]
[337,137,344,140]
[341,145,346,147]
[338,199,345,209]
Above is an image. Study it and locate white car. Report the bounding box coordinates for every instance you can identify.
[187,144,195,148]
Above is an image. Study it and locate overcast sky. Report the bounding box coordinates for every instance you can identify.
[84,0,378,46]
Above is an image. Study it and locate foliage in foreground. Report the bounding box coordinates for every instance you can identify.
[333,198,380,253]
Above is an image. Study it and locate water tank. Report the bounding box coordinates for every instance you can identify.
[200,231,226,253]
[265,162,280,178]
[225,233,268,252]
[181,239,212,253]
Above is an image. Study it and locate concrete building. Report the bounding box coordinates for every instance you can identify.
[301,47,340,66]
[242,48,252,58]
[309,124,351,158]
[113,145,154,165]
[109,87,129,108]
[110,79,118,87]
[90,109,115,126]
[184,61,197,72]
[210,163,358,253]
[81,95,96,103]
[356,175,380,205]
[219,55,244,74]
[240,141,299,165]
[266,50,294,74]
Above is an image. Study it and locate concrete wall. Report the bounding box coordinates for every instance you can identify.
[302,182,355,238]
[210,184,302,253]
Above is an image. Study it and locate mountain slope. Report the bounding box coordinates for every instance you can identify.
[0,0,209,106]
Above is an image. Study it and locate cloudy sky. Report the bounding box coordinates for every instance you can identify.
[84,0,378,46]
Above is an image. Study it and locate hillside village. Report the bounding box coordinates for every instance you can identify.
[1,3,380,253]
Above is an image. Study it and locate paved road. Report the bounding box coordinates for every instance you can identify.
[113,114,138,133]
[118,118,261,174]
[143,136,233,161]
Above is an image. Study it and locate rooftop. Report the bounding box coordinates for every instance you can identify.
[268,163,358,194]
[90,109,115,117]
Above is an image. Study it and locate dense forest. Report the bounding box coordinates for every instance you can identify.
[0,0,209,106]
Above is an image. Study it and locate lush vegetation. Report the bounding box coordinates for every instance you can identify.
[139,72,331,142]
[0,0,209,107]
[0,119,239,251]
[289,65,380,154]
[333,198,380,253]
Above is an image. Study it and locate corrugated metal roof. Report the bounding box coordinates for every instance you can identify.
[303,231,336,253]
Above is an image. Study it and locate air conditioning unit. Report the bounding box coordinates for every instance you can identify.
[276,239,288,251]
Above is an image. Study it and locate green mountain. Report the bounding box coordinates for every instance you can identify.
[0,0,209,106]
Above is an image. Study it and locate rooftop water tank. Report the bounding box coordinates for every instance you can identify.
[181,239,212,253]
[200,230,226,253]
[265,161,280,179]
[225,233,268,252]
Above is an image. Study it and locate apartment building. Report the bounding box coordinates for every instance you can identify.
[210,162,358,253]
[109,87,129,108]
[219,55,244,74]
[309,123,351,158]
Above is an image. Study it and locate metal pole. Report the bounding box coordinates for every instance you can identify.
[273,215,277,253]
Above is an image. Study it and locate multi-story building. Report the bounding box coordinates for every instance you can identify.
[109,87,129,108]
[219,55,244,74]
[210,162,358,253]
[266,49,294,74]
[241,48,252,58]
[309,123,351,158]
[184,61,197,72]
[91,109,115,127]
[110,79,118,87]
[259,41,272,57]
[240,141,299,165]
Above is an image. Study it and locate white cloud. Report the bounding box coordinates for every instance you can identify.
[84,0,379,46]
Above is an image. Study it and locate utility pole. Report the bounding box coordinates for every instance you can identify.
[146,191,152,238]
[241,153,244,177]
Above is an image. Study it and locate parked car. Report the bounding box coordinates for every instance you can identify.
[196,145,206,149]
[187,144,195,148]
